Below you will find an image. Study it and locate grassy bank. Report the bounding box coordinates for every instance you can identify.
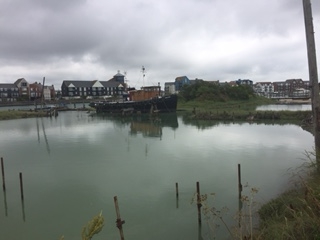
[177,96,311,122]
[177,95,276,112]
[257,156,320,239]
[0,110,48,120]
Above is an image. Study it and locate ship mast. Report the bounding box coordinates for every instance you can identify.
[141,66,146,88]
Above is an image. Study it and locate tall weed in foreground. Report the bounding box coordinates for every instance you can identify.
[59,212,104,240]
[233,185,259,240]
[191,185,260,239]
[258,150,320,239]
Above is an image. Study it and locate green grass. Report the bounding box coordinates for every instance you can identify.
[177,95,276,112]
[0,110,48,120]
[177,96,311,122]
[257,153,320,239]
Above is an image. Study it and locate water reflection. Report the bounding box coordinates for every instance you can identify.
[131,121,162,138]
[21,199,26,222]
[256,104,311,111]
[2,190,7,217]
[198,224,204,240]
[0,112,315,240]
[94,113,179,139]
[181,114,303,130]
[36,117,51,154]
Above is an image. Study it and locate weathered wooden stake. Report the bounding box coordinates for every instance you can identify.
[1,157,5,191]
[196,181,202,224]
[175,182,179,198]
[19,172,24,200]
[21,197,26,222]
[3,189,8,217]
[198,222,203,240]
[114,196,125,240]
[238,164,242,199]
[175,182,179,208]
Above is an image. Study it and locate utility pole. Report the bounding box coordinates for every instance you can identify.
[303,0,320,171]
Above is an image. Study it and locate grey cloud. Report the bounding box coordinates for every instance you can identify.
[0,0,319,89]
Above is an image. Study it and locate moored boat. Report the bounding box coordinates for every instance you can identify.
[89,66,178,114]
[89,89,177,114]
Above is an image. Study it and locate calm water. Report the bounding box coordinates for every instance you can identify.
[0,111,314,240]
[256,104,311,111]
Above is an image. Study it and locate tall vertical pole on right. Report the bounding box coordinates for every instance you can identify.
[302,0,320,172]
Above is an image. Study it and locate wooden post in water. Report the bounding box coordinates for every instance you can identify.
[175,182,179,198]
[3,189,8,216]
[114,196,125,240]
[303,0,320,172]
[19,172,24,200]
[238,164,243,199]
[1,157,5,191]
[41,77,45,110]
[175,182,179,208]
[21,197,26,222]
[196,181,202,224]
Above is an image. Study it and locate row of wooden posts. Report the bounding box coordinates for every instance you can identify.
[1,156,243,239]
[0,156,125,238]
[1,157,24,200]
[1,157,26,221]
[114,163,243,240]
[174,163,243,225]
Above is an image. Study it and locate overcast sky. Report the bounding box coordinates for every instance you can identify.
[0,0,319,90]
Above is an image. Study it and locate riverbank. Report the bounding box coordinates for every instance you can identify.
[257,158,320,239]
[0,110,48,120]
[0,97,312,123]
[178,97,311,122]
[0,99,92,107]
[0,106,93,120]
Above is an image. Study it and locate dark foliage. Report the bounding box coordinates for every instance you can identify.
[180,81,254,101]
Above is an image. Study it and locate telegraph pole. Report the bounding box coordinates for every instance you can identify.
[303,0,320,171]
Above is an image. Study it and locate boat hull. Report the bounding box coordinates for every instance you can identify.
[89,94,178,114]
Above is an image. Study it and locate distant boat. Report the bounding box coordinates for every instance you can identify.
[89,67,177,114]
[89,86,177,114]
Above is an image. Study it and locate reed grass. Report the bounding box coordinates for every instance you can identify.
[177,96,311,122]
[177,95,276,112]
[191,150,320,239]
[191,185,261,239]
[257,151,320,239]
[59,212,104,240]
[81,212,104,240]
[0,109,47,120]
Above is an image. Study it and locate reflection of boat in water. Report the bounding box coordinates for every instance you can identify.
[130,121,162,138]
[130,113,178,138]
[95,112,179,138]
